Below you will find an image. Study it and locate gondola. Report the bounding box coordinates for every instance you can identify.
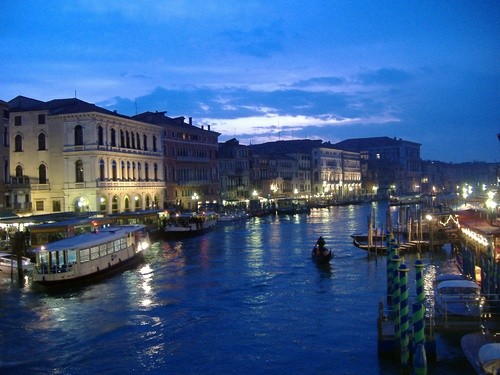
[311,236,333,265]
[311,248,333,265]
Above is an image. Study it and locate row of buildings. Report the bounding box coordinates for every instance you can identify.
[0,95,497,217]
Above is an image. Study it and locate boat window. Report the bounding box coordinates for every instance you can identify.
[114,240,121,252]
[98,244,106,256]
[120,238,127,250]
[38,252,49,266]
[106,242,113,255]
[90,246,100,260]
[67,250,77,264]
[80,249,90,263]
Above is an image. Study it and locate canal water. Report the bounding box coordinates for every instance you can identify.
[0,202,473,374]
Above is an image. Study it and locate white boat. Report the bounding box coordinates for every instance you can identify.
[462,332,500,375]
[218,210,248,222]
[32,225,150,286]
[436,279,485,317]
[0,252,34,276]
[163,211,218,238]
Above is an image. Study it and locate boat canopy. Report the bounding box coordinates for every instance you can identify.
[437,279,480,295]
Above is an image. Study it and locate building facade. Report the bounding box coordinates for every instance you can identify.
[8,96,165,215]
[335,137,422,196]
[132,111,220,211]
[0,100,10,215]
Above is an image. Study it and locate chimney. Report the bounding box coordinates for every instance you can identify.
[208,125,211,131]
[189,117,192,126]
[201,125,204,130]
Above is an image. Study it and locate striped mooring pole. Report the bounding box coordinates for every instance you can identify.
[399,260,410,373]
[392,254,401,348]
[413,256,427,375]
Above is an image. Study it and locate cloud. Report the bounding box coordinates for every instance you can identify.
[358,68,411,85]
[290,76,346,87]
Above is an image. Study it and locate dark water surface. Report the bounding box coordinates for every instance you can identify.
[0,202,473,374]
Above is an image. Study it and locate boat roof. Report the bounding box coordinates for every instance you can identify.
[437,279,480,290]
[436,273,466,283]
[33,225,145,253]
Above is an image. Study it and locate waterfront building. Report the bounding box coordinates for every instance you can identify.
[0,101,11,217]
[249,139,361,200]
[218,138,251,204]
[132,111,220,211]
[8,96,165,215]
[312,143,362,199]
[422,160,500,197]
[335,136,422,196]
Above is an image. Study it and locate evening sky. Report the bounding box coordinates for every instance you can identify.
[1,1,499,162]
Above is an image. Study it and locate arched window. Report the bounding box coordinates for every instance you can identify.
[143,134,148,151]
[14,134,22,152]
[121,161,125,180]
[132,162,136,180]
[136,133,140,149]
[124,196,130,212]
[98,126,104,146]
[154,163,158,181]
[126,131,130,148]
[153,136,157,152]
[38,164,47,184]
[3,127,8,147]
[127,161,130,180]
[120,130,125,147]
[110,128,116,147]
[38,133,46,150]
[74,125,83,146]
[99,159,105,181]
[131,134,135,149]
[99,197,107,213]
[145,163,149,181]
[134,195,141,210]
[75,160,84,182]
[145,195,151,209]
[4,160,8,183]
[111,195,119,213]
[137,162,142,181]
[15,165,23,177]
[111,160,117,181]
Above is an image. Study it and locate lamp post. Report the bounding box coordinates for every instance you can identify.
[485,191,497,225]
[425,214,434,252]
[192,193,199,212]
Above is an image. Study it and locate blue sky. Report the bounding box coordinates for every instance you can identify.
[1,1,499,163]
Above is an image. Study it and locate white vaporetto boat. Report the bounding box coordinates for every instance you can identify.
[163,212,218,238]
[32,225,150,286]
[435,279,484,317]
[0,252,34,276]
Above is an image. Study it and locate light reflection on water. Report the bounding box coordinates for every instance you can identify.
[0,203,472,374]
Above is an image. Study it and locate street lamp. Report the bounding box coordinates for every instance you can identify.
[192,193,199,211]
[426,214,434,251]
[485,191,497,225]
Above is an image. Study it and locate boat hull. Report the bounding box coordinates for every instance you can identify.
[33,253,144,288]
[311,250,333,265]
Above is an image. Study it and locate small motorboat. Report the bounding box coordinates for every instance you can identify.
[311,236,333,265]
[0,252,34,276]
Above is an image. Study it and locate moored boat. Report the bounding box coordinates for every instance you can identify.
[461,331,500,375]
[163,211,218,238]
[435,279,485,318]
[0,252,34,276]
[32,225,150,286]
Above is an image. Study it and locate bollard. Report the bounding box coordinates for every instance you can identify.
[399,260,410,372]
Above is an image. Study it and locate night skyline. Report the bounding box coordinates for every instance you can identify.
[1,1,498,163]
